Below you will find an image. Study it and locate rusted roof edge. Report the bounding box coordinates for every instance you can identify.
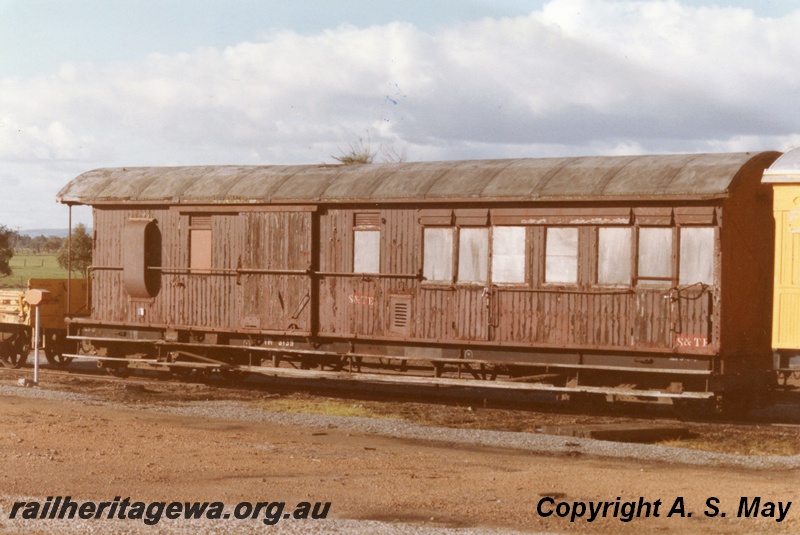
[67,193,731,207]
[58,152,770,206]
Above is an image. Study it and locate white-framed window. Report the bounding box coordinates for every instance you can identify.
[638,227,673,285]
[598,227,632,285]
[458,228,489,283]
[353,230,380,273]
[353,212,381,274]
[545,227,578,284]
[423,227,454,282]
[492,226,526,284]
[679,227,715,285]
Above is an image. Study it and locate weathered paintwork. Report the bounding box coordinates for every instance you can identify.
[59,151,781,402]
[59,153,763,205]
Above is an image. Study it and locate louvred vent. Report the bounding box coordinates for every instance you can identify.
[190,214,212,228]
[389,295,412,335]
[354,212,380,228]
[393,301,409,328]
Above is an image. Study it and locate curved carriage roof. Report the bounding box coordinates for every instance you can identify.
[57,151,779,206]
[762,146,800,183]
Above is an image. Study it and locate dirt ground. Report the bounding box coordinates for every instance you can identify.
[0,381,798,534]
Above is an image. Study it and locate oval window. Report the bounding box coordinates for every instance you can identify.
[123,219,162,299]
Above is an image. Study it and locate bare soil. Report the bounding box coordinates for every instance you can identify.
[0,370,798,533]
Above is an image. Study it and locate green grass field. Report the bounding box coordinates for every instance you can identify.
[0,254,70,289]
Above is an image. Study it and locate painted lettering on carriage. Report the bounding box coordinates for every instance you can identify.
[674,335,708,348]
[265,339,295,348]
[348,291,375,306]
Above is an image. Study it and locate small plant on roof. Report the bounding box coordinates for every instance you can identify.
[381,145,408,163]
[333,137,377,164]
[333,136,409,165]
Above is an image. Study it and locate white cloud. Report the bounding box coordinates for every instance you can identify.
[0,116,100,162]
[1,0,800,228]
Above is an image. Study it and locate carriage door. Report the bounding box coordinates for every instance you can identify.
[420,210,492,341]
[673,222,718,350]
[454,227,490,340]
[454,210,491,341]
[239,208,315,335]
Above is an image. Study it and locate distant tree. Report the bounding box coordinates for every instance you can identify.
[56,224,92,278]
[0,226,14,276]
[14,234,31,251]
[45,236,64,253]
[31,235,48,254]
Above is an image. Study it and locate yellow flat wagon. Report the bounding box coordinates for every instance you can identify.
[0,278,88,368]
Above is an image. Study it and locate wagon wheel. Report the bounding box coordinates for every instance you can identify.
[0,353,20,368]
[103,344,130,378]
[0,346,22,368]
[106,365,130,378]
[0,340,28,369]
[169,366,192,379]
[192,368,210,381]
[44,331,74,368]
[673,398,714,421]
[713,391,754,419]
[45,352,74,368]
[218,368,247,383]
[569,392,604,408]
[1,329,31,369]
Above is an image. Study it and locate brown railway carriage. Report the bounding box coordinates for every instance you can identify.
[57,151,781,409]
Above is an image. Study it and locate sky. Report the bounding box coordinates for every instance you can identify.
[1,0,799,229]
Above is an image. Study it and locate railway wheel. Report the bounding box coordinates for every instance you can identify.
[168,366,209,382]
[673,398,715,420]
[45,352,74,368]
[0,335,29,369]
[569,392,605,410]
[218,368,247,383]
[102,343,130,378]
[106,365,130,378]
[44,331,73,368]
[0,348,23,369]
[713,390,754,419]
[169,366,192,379]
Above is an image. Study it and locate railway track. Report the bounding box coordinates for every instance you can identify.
[1,357,799,458]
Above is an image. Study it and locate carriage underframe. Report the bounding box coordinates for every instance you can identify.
[63,320,779,416]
